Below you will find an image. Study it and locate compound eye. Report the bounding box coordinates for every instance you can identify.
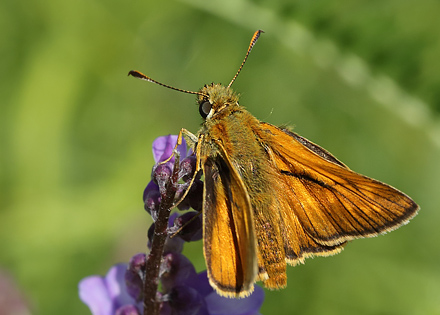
[199,101,212,119]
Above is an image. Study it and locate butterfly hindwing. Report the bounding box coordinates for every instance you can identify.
[256,122,419,247]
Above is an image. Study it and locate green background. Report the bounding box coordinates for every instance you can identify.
[1,0,439,314]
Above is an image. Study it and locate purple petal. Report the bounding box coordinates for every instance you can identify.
[79,276,113,315]
[126,254,147,302]
[152,135,187,163]
[152,135,187,164]
[125,269,143,302]
[143,181,159,204]
[105,264,135,310]
[159,300,172,315]
[194,271,214,297]
[176,137,187,160]
[160,253,199,291]
[115,304,141,315]
[168,213,179,228]
[79,264,140,315]
[205,287,264,315]
[128,253,147,274]
[167,286,208,315]
[172,211,203,242]
[195,271,264,315]
[152,135,176,163]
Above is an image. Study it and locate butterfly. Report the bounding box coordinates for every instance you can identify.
[129,30,419,298]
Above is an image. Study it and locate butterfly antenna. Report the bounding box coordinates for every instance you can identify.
[227,30,264,88]
[128,70,208,97]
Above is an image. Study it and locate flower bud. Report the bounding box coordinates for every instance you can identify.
[125,253,146,302]
[173,211,202,242]
[178,155,197,182]
[188,179,203,212]
[128,253,146,275]
[124,269,143,302]
[144,188,161,221]
[175,179,203,212]
[152,163,173,194]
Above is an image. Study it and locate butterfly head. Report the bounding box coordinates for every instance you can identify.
[196,30,264,122]
[197,83,240,120]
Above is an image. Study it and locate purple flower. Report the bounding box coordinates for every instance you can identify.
[152,135,188,165]
[79,135,265,315]
[144,135,188,210]
[79,264,142,315]
[144,135,203,221]
[79,253,264,315]
[200,272,264,315]
[160,253,264,315]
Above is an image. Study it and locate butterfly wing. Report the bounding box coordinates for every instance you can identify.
[255,122,419,249]
[201,143,258,297]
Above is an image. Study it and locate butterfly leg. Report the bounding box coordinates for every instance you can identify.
[171,131,204,209]
[180,128,198,149]
[158,128,198,166]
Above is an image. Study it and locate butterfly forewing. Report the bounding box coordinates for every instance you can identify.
[202,145,258,297]
[271,188,346,265]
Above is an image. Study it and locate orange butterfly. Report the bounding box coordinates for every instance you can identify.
[129,30,419,298]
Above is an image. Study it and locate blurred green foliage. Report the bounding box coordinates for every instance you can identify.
[1,0,440,314]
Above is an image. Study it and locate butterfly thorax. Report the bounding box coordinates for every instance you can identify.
[196,84,274,207]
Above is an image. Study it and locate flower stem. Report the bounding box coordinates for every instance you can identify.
[143,154,180,315]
